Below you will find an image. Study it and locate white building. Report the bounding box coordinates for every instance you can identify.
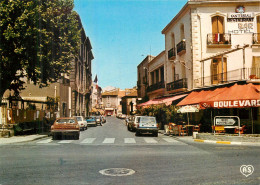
[162,0,260,92]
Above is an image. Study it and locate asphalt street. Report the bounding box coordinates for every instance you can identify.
[0,116,259,185]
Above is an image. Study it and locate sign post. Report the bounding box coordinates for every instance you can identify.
[214,116,240,136]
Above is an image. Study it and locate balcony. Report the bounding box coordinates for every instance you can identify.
[207,33,231,47]
[147,81,165,93]
[168,48,176,60]
[177,40,186,55]
[166,78,187,92]
[194,68,260,88]
[252,33,260,45]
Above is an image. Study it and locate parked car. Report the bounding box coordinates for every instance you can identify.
[86,116,97,127]
[116,113,122,118]
[135,116,158,137]
[51,117,80,140]
[101,115,106,123]
[73,116,88,131]
[95,116,102,126]
[121,114,127,119]
[107,112,111,116]
[127,115,141,131]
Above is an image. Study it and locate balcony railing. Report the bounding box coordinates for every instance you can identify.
[166,78,187,91]
[194,68,260,88]
[168,48,176,60]
[253,33,260,45]
[177,40,186,54]
[147,81,165,93]
[207,33,231,46]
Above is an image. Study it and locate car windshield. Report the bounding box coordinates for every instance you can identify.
[140,117,156,124]
[56,119,75,124]
[87,117,95,120]
[75,117,82,121]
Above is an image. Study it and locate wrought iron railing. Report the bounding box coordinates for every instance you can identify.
[253,33,260,44]
[168,48,176,59]
[177,40,186,54]
[147,81,165,92]
[207,33,231,45]
[194,68,260,88]
[166,78,187,91]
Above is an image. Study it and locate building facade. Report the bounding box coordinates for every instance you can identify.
[102,89,125,116]
[147,51,166,100]
[161,0,260,133]
[162,0,260,92]
[91,81,102,110]
[137,55,154,102]
[121,90,137,115]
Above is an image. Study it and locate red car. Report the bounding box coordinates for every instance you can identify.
[51,117,80,140]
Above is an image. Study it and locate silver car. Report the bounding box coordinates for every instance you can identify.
[135,116,158,137]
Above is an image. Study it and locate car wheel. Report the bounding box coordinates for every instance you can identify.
[135,131,139,136]
[95,124,97,127]
[74,133,79,140]
[154,132,158,137]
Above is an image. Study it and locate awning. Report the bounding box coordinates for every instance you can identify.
[138,94,187,107]
[177,83,260,109]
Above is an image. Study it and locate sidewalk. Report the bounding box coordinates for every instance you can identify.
[0,134,49,144]
[162,132,260,146]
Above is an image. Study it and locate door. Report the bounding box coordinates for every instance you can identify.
[212,16,224,43]
[211,58,227,84]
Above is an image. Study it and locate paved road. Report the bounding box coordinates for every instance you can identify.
[0,117,259,185]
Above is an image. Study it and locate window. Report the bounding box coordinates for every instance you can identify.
[160,67,164,82]
[212,16,224,43]
[180,24,185,40]
[155,69,159,83]
[211,57,227,84]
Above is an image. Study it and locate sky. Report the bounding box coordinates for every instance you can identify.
[74,0,187,90]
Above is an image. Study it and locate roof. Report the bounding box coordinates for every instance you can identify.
[101,89,126,97]
[124,90,137,97]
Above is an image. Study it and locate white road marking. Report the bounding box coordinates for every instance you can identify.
[37,139,52,144]
[81,138,96,144]
[124,138,136,144]
[58,140,74,144]
[144,138,158,143]
[162,138,180,143]
[102,138,115,144]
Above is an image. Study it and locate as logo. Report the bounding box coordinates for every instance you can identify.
[240,165,254,177]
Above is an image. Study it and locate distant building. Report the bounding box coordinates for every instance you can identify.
[137,55,154,102]
[121,89,137,115]
[91,81,102,111]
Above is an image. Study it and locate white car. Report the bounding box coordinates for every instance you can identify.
[73,116,88,131]
[135,116,158,137]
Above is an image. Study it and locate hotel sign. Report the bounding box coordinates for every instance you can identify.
[228,12,254,34]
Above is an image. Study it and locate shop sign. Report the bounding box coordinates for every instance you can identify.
[227,6,254,34]
[201,99,260,108]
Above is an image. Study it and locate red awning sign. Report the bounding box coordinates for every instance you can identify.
[201,99,260,109]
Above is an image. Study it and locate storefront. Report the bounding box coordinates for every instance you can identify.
[177,82,260,134]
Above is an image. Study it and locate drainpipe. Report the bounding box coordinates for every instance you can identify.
[243,46,245,79]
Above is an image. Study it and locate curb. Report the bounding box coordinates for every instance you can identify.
[0,134,49,144]
[194,139,260,146]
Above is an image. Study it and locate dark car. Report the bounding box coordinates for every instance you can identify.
[51,117,80,140]
[95,116,102,126]
[86,116,97,127]
[101,115,106,123]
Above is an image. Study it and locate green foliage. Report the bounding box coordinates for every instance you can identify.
[0,0,80,101]
[137,105,185,125]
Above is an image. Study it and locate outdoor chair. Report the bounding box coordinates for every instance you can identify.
[179,125,188,136]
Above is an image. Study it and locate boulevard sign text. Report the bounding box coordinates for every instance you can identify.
[213,99,260,108]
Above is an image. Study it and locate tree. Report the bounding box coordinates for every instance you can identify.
[0,0,80,104]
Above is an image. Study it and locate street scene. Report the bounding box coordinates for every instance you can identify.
[1,117,260,185]
[0,0,260,185]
